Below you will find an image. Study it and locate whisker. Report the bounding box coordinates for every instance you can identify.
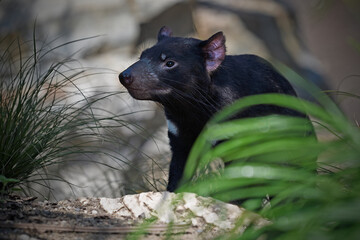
[155,77,222,113]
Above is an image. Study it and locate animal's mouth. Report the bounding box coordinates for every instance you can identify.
[151,88,172,95]
[125,86,172,100]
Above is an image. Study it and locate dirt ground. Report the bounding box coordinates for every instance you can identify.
[0,195,196,240]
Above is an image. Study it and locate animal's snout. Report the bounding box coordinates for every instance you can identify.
[118,60,163,100]
[119,69,133,87]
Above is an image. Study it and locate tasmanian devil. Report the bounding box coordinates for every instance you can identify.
[119,26,307,192]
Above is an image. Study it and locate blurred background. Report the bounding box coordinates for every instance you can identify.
[1,0,359,200]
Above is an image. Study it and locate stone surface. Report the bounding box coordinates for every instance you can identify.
[0,192,269,239]
[99,192,269,234]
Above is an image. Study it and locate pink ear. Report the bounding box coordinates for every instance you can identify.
[158,26,173,41]
[200,32,226,73]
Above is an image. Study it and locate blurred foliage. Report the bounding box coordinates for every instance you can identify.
[178,64,360,239]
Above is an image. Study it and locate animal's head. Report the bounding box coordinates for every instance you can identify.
[119,26,226,102]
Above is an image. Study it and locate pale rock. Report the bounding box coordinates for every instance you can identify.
[123,194,147,218]
[99,191,269,234]
[99,198,123,214]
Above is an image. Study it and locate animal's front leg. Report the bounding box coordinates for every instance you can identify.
[166,151,188,192]
[165,117,200,192]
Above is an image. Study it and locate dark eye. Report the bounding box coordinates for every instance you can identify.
[165,60,175,68]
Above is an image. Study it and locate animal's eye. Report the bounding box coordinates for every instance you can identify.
[165,60,175,68]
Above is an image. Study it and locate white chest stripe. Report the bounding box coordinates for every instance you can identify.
[167,119,179,136]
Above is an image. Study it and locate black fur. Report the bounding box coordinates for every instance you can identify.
[119,27,306,192]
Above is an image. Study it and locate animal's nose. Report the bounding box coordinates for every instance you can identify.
[119,69,133,87]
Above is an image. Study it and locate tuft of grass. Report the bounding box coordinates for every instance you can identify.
[0,32,163,197]
[0,35,96,193]
[177,64,360,239]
